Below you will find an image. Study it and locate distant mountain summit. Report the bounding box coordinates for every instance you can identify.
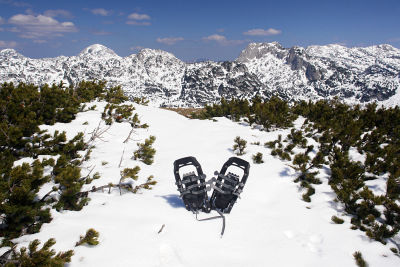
[1,42,400,106]
[79,44,119,58]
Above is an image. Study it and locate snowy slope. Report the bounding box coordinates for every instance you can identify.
[1,42,400,106]
[9,103,398,267]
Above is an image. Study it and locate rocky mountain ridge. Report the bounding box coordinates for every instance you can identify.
[1,42,399,106]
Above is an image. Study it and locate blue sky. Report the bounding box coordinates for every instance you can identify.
[0,0,399,61]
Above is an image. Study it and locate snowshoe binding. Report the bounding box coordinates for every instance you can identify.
[173,156,208,213]
[209,157,250,213]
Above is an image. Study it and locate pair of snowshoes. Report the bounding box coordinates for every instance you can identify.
[173,156,250,214]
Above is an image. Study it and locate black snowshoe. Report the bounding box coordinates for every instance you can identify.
[173,156,208,212]
[209,157,250,213]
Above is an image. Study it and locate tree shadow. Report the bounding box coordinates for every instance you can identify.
[322,166,331,176]
[157,194,185,208]
[279,167,294,178]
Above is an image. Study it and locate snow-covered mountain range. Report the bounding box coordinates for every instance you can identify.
[1,42,400,106]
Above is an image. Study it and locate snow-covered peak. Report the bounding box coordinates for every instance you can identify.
[136,48,182,62]
[371,44,397,51]
[237,42,286,62]
[79,44,119,58]
[0,48,24,59]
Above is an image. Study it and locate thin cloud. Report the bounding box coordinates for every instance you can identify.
[8,14,77,39]
[130,45,144,51]
[33,39,47,44]
[0,40,17,48]
[127,13,150,20]
[90,8,111,16]
[91,30,112,35]
[203,34,227,42]
[44,9,74,19]
[388,37,400,43]
[156,37,184,45]
[25,8,35,16]
[126,12,151,26]
[243,28,281,36]
[202,34,246,46]
[0,0,31,7]
[8,27,20,32]
[126,20,151,26]
[0,16,5,24]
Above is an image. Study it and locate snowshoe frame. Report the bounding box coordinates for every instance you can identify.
[209,157,250,213]
[174,156,208,212]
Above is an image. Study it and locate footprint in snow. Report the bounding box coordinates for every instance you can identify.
[283,231,323,254]
[306,234,323,254]
[159,243,183,267]
[283,230,295,239]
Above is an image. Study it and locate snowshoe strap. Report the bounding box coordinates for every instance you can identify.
[179,186,207,197]
[215,172,238,184]
[195,209,226,237]
[185,182,207,191]
[205,178,229,194]
[181,174,206,184]
[215,180,237,191]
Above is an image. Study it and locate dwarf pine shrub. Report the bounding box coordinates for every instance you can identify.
[76,228,100,246]
[353,251,367,267]
[121,166,141,181]
[54,165,88,211]
[331,216,345,224]
[6,238,74,267]
[301,185,315,203]
[132,96,149,105]
[1,161,51,238]
[133,136,156,165]
[132,175,157,193]
[102,85,128,104]
[252,152,264,164]
[233,136,247,156]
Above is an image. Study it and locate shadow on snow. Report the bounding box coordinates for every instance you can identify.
[157,194,185,208]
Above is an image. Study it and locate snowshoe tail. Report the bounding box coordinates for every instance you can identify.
[210,157,250,214]
[174,156,208,213]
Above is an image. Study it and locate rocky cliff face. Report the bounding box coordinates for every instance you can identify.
[1,42,400,106]
[180,61,264,105]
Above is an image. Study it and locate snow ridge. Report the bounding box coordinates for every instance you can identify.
[1,42,400,106]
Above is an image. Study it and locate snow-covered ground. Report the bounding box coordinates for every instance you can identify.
[8,102,399,266]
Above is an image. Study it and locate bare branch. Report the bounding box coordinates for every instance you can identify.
[87,121,111,145]
[78,165,95,182]
[76,179,155,197]
[39,187,57,202]
[158,224,165,234]
[0,126,9,141]
[0,247,16,266]
[119,172,123,196]
[123,127,137,143]
[118,148,125,168]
